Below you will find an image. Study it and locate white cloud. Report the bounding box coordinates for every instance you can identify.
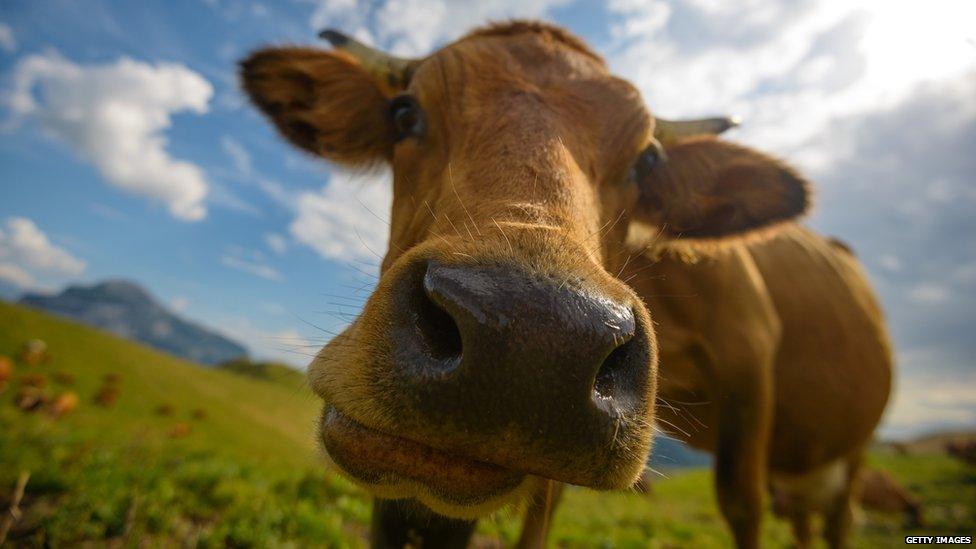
[220,134,298,211]
[264,232,288,254]
[206,181,261,216]
[0,22,16,53]
[89,202,128,222]
[170,296,190,312]
[878,253,902,273]
[221,249,284,282]
[0,217,85,289]
[221,135,253,176]
[884,362,976,439]
[290,169,392,264]
[607,0,671,40]
[0,217,85,275]
[605,1,976,169]
[908,283,950,304]
[309,0,572,56]
[254,177,297,210]
[5,51,213,221]
[0,263,33,288]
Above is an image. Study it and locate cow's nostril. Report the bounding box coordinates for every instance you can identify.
[415,283,463,365]
[592,313,641,416]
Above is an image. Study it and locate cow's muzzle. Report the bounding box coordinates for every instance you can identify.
[315,257,656,515]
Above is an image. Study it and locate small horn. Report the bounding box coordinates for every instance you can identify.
[654,116,741,144]
[319,29,417,91]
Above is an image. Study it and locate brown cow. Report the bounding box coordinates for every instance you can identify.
[18,339,49,366]
[0,356,10,394]
[0,356,12,383]
[48,391,79,418]
[946,438,976,465]
[241,21,890,548]
[855,468,923,528]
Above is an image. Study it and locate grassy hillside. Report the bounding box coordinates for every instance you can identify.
[0,301,369,546]
[1,302,973,547]
[0,301,319,467]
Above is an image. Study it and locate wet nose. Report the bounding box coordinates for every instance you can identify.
[392,261,650,449]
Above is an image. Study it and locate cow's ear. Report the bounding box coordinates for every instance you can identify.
[632,136,810,241]
[240,47,393,166]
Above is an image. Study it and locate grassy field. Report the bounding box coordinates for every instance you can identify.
[1,301,973,547]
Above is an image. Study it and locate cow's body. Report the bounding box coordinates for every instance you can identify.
[519,225,891,547]
[649,224,890,468]
[635,224,891,546]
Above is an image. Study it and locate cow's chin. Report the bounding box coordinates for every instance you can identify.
[319,406,539,519]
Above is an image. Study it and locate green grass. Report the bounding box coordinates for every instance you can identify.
[1,302,973,547]
[0,301,371,547]
[0,301,320,468]
[504,453,973,548]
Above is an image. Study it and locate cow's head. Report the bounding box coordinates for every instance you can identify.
[241,21,809,518]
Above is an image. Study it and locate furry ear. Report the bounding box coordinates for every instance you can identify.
[240,47,394,166]
[633,136,810,241]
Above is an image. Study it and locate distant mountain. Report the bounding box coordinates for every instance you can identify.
[649,435,712,469]
[0,279,22,301]
[19,279,247,365]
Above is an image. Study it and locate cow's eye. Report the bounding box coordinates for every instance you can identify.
[390,95,425,141]
[630,141,666,181]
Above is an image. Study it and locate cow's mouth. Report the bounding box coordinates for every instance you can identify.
[320,406,530,516]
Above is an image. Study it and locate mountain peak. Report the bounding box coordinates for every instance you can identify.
[19,280,247,365]
[64,279,154,306]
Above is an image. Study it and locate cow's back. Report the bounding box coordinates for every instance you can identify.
[748,224,892,473]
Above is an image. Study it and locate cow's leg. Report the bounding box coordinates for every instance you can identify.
[370,498,477,548]
[713,369,774,549]
[823,482,854,548]
[788,509,813,549]
[823,456,861,549]
[770,478,810,549]
[516,480,564,549]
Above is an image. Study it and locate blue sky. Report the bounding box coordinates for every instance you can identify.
[0,0,973,438]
